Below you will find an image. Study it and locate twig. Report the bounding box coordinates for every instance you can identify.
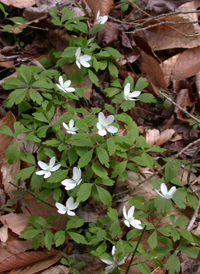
[158,89,200,124]
[125,225,147,274]
[8,181,56,208]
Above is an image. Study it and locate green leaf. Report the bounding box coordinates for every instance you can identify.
[104,47,121,58]
[107,137,115,155]
[19,65,32,84]
[104,104,116,115]
[167,254,180,274]
[187,191,198,210]
[148,230,157,249]
[165,160,182,183]
[29,88,43,104]
[69,139,93,147]
[54,231,66,247]
[92,163,108,178]
[120,100,135,112]
[61,7,75,23]
[111,161,127,178]
[180,247,200,259]
[91,24,104,33]
[5,142,20,164]
[20,228,43,239]
[67,216,85,230]
[173,188,187,209]
[138,93,156,103]
[96,185,112,206]
[137,263,151,274]
[32,112,49,123]
[77,149,93,168]
[76,183,93,202]
[107,207,118,221]
[176,228,194,242]
[68,232,87,244]
[154,196,172,216]
[6,88,27,107]
[44,230,54,250]
[0,126,14,137]
[108,61,118,77]
[88,69,99,87]
[174,216,188,227]
[96,147,109,168]
[94,177,115,186]
[15,166,35,180]
[134,77,148,91]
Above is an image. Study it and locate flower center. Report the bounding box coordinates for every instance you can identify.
[103,122,108,128]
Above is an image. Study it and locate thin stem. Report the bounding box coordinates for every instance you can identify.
[125,225,147,274]
[8,181,56,208]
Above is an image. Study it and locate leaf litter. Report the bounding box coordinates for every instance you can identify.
[0,0,200,273]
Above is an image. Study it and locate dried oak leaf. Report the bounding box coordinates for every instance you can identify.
[0,0,35,8]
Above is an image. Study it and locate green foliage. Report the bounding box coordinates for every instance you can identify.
[1,6,199,274]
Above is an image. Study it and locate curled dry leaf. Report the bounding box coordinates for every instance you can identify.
[0,213,29,235]
[137,15,200,51]
[175,89,195,121]
[146,128,175,146]
[0,0,35,8]
[0,249,58,273]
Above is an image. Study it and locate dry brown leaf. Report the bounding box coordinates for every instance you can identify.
[0,111,15,165]
[1,158,20,198]
[39,264,69,274]
[0,0,35,8]
[85,0,113,20]
[161,54,180,86]
[18,252,62,274]
[177,167,197,186]
[0,223,9,242]
[21,193,67,231]
[137,15,200,51]
[138,49,168,91]
[98,22,119,45]
[175,89,195,121]
[171,46,200,81]
[0,213,29,235]
[0,249,58,273]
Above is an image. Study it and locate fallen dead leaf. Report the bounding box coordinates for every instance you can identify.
[0,0,35,8]
[39,264,69,274]
[0,213,29,235]
[146,128,175,146]
[0,223,9,242]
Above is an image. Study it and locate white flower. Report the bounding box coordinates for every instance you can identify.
[100,246,125,274]
[155,183,176,199]
[123,83,141,101]
[61,167,82,190]
[62,119,78,135]
[56,75,75,93]
[55,197,79,216]
[96,112,118,136]
[96,10,108,24]
[75,47,91,69]
[35,156,61,179]
[123,205,143,229]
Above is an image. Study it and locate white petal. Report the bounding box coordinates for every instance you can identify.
[49,156,56,169]
[105,115,114,125]
[118,257,125,265]
[98,112,105,124]
[101,15,108,24]
[98,129,107,136]
[69,201,79,210]
[76,60,81,69]
[69,119,74,128]
[129,90,141,98]
[61,179,76,190]
[81,55,91,62]
[168,186,176,197]
[123,205,128,219]
[44,171,51,178]
[96,122,104,130]
[67,130,77,135]
[124,83,130,96]
[105,264,116,274]
[100,258,114,265]
[66,87,75,92]
[130,219,142,229]
[55,202,67,214]
[73,167,81,181]
[75,47,81,59]
[63,80,71,89]
[58,75,64,87]
[56,84,65,92]
[50,164,61,172]
[80,59,90,68]
[106,125,118,134]
[38,161,48,170]
[111,246,116,256]
[35,170,46,176]
[155,189,165,198]
[66,197,74,208]
[67,210,76,216]
[62,122,69,130]
[96,10,100,21]
[124,219,130,227]
[127,206,135,219]
[161,183,168,196]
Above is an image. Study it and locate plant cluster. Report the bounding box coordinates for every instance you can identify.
[0,6,200,274]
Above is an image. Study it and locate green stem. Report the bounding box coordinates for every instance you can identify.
[125,225,147,274]
[8,181,56,208]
